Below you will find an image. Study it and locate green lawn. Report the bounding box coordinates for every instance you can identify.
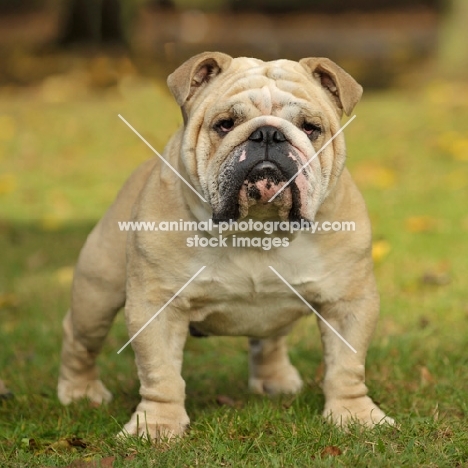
[0,72,467,467]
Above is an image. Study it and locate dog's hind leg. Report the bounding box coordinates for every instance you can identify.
[57,221,126,405]
[57,159,158,405]
[248,335,303,395]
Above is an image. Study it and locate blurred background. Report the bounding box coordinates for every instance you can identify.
[0,0,466,87]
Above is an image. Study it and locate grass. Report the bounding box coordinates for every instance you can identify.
[1,69,468,467]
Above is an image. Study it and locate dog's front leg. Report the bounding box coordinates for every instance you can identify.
[120,281,190,441]
[318,279,394,428]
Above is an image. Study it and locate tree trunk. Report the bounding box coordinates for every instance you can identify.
[60,0,126,46]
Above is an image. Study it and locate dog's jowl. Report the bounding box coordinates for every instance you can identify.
[58,52,394,440]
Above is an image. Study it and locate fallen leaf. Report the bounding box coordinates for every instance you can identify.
[372,240,391,263]
[47,439,73,452]
[41,72,88,103]
[420,366,436,386]
[56,266,75,286]
[424,80,453,106]
[281,397,297,410]
[0,173,17,195]
[28,438,38,450]
[40,215,64,231]
[64,457,115,468]
[216,395,238,408]
[419,316,430,329]
[320,446,342,458]
[405,216,439,233]
[449,138,468,162]
[436,131,468,161]
[66,437,87,448]
[420,271,451,286]
[435,427,453,439]
[353,163,396,189]
[436,130,459,151]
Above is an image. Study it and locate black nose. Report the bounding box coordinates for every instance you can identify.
[248,125,286,144]
[247,161,283,182]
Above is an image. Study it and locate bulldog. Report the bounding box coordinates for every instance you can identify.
[57,52,394,439]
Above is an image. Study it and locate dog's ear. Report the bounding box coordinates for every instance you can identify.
[167,52,233,110]
[299,57,363,116]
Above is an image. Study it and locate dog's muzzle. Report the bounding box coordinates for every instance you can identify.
[212,125,307,223]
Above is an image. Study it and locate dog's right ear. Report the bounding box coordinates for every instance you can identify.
[299,57,362,116]
[167,52,233,120]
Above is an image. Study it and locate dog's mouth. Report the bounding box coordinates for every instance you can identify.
[212,126,310,223]
[244,161,286,203]
[236,160,300,220]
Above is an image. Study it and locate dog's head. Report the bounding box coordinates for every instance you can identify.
[167,52,362,223]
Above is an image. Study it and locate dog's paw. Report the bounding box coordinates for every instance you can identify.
[118,402,190,442]
[58,378,112,405]
[249,364,303,395]
[323,396,395,428]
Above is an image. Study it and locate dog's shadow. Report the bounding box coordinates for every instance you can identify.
[182,335,324,415]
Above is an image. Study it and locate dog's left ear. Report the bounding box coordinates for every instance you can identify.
[299,58,363,116]
[167,52,233,113]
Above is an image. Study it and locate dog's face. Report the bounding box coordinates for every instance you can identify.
[167,52,362,223]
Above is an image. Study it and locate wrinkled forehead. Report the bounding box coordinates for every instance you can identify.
[212,58,323,116]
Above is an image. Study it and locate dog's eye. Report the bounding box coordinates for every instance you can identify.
[302,122,321,140]
[216,119,235,134]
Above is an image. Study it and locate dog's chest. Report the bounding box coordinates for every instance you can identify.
[181,236,339,337]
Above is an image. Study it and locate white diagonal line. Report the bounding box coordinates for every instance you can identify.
[117,266,206,354]
[268,266,357,353]
[268,115,356,202]
[118,114,208,203]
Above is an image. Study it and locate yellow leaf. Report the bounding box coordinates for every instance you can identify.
[41,72,88,103]
[424,80,453,106]
[436,131,468,161]
[353,163,396,189]
[450,138,468,161]
[436,130,457,152]
[0,173,17,195]
[56,266,74,286]
[40,219,63,231]
[405,216,438,233]
[372,240,391,263]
